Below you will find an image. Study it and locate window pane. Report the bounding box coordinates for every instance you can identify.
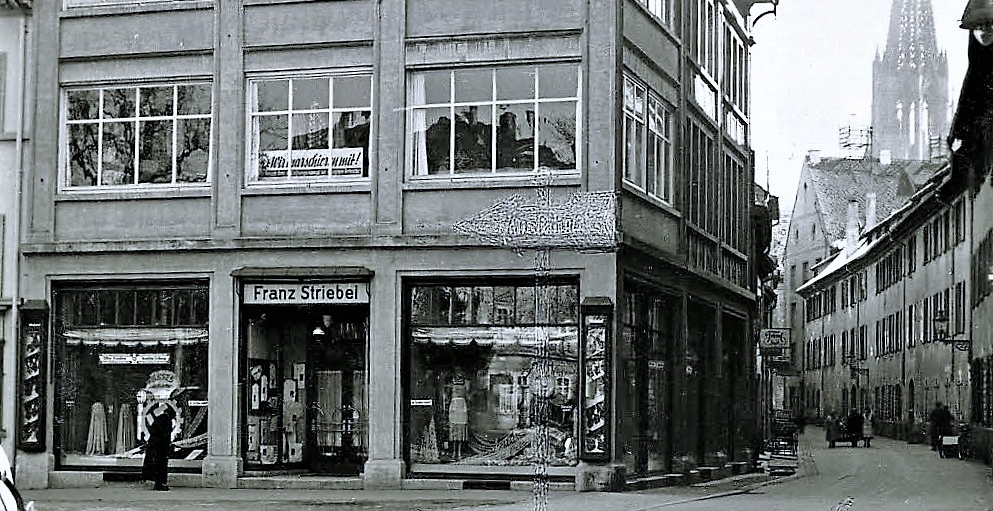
[68,123,98,186]
[538,64,578,99]
[536,101,576,169]
[292,78,329,110]
[177,84,212,115]
[515,286,536,324]
[495,104,534,172]
[175,289,193,325]
[257,80,290,112]
[493,286,515,325]
[451,287,473,325]
[331,111,371,177]
[496,66,535,101]
[552,285,578,324]
[117,290,135,325]
[256,114,289,179]
[67,90,100,120]
[454,105,493,174]
[410,286,451,325]
[101,121,135,185]
[135,290,155,325]
[139,86,174,117]
[333,75,371,108]
[417,71,451,105]
[624,79,636,112]
[454,68,492,103]
[411,107,452,175]
[98,290,116,325]
[103,88,136,119]
[138,120,173,184]
[625,117,643,186]
[192,288,209,325]
[472,287,495,324]
[292,113,329,150]
[646,136,658,196]
[176,118,211,183]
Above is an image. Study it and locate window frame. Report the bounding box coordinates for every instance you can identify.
[61,82,214,192]
[622,75,676,206]
[245,70,373,186]
[406,63,582,180]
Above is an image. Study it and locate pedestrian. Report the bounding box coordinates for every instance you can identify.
[862,409,873,447]
[928,401,944,451]
[142,403,176,491]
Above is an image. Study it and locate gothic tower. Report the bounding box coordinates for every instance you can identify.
[871,0,949,160]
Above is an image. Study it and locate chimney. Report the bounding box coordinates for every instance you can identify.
[846,200,859,257]
[879,149,892,165]
[866,193,877,230]
[808,150,822,165]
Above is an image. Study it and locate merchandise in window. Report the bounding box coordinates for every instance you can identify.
[53,286,210,470]
[406,283,580,467]
[65,84,212,188]
[408,64,579,177]
[248,74,372,182]
[623,77,674,204]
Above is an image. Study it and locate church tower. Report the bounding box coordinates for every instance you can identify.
[871,0,949,160]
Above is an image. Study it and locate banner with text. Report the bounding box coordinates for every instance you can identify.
[243,282,370,305]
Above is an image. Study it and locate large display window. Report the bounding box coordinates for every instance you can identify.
[405,281,579,470]
[53,284,210,470]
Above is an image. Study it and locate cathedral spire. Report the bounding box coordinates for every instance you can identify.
[871,0,948,160]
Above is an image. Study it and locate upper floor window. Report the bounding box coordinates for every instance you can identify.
[407,64,579,178]
[691,0,718,78]
[65,83,212,189]
[248,73,371,183]
[637,0,671,25]
[623,76,674,204]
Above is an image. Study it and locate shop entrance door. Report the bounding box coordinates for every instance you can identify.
[243,305,368,475]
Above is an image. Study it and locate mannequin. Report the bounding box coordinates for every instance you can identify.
[448,376,469,460]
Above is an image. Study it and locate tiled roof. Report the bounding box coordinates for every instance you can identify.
[1,0,31,8]
[808,157,945,242]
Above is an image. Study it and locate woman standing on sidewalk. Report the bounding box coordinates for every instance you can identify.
[142,403,176,491]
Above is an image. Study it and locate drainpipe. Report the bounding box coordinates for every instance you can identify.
[8,11,29,458]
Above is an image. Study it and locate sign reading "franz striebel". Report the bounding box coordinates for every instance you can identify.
[243,282,370,305]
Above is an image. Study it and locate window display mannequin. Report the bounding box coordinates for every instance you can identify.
[448,376,469,460]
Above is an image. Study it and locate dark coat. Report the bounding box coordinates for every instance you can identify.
[142,405,175,484]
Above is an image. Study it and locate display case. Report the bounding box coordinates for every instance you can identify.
[579,297,612,461]
[18,302,48,452]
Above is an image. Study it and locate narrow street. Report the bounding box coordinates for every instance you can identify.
[667,429,993,511]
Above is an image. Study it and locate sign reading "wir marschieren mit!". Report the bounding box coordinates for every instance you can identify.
[243,282,370,305]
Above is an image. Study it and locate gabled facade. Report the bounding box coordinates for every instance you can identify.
[15,0,765,491]
[797,165,972,441]
[781,152,944,416]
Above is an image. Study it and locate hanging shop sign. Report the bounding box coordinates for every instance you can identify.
[579,297,613,462]
[99,352,171,365]
[243,282,369,305]
[18,302,48,452]
[759,328,791,350]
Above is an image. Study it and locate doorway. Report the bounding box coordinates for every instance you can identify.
[242,305,368,475]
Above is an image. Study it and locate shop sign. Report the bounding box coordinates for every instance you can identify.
[410,399,433,406]
[759,328,791,349]
[189,400,208,407]
[243,282,369,305]
[258,148,363,177]
[99,352,170,365]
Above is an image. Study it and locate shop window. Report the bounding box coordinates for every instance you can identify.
[53,284,209,470]
[406,281,580,468]
[64,83,212,189]
[247,73,371,183]
[407,64,580,178]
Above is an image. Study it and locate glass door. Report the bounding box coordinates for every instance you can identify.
[306,308,368,474]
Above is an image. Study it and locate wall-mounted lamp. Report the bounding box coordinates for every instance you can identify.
[961,0,993,46]
[932,309,972,352]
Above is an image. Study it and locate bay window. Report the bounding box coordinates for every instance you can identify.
[408,63,580,177]
[248,73,372,183]
[65,83,212,189]
[623,76,674,204]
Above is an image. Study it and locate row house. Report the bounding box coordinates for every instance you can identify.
[797,164,973,441]
[12,0,765,491]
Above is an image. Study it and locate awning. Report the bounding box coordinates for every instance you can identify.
[411,326,577,347]
[63,327,208,347]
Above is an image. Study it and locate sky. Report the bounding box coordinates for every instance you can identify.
[750,0,969,210]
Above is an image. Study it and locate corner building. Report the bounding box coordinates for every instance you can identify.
[17,0,760,490]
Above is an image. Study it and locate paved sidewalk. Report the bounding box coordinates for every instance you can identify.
[21,438,815,511]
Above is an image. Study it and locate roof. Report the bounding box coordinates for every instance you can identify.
[796,164,950,295]
[0,0,31,8]
[807,156,945,242]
